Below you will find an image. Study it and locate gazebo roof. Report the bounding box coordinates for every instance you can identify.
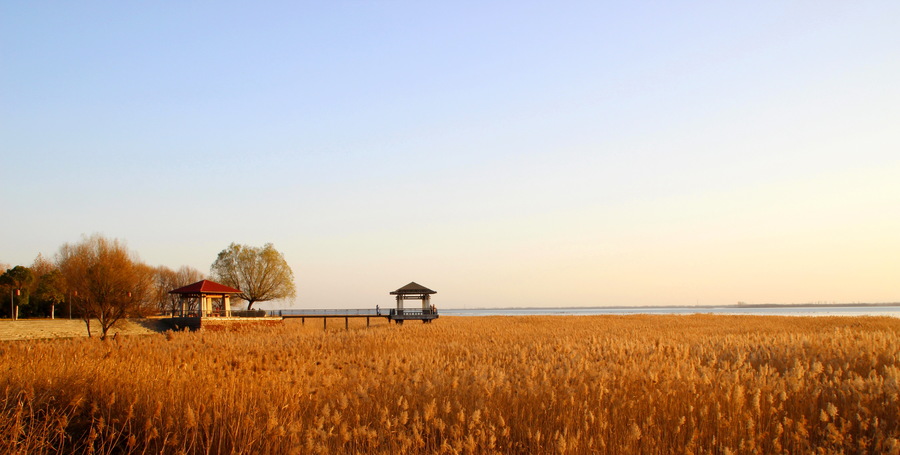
[169,279,242,295]
[390,282,436,295]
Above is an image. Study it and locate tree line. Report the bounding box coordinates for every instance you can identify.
[1,234,296,339]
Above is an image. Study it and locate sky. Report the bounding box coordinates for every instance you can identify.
[2,2,899,309]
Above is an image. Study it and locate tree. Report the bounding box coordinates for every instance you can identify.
[130,262,159,317]
[31,254,65,318]
[33,269,66,318]
[30,253,55,278]
[154,265,204,315]
[56,234,155,340]
[0,265,34,320]
[210,243,296,310]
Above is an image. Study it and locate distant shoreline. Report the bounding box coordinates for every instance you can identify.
[439,303,900,318]
[450,302,900,311]
[735,302,900,308]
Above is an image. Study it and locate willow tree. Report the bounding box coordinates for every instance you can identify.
[56,234,155,339]
[210,243,296,310]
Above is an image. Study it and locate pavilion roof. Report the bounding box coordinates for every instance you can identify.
[390,282,436,295]
[169,279,242,295]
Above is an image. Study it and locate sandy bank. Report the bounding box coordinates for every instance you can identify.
[0,318,165,341]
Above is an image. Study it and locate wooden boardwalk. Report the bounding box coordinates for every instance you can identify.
[272,308,438,328]
[163,281,440,330]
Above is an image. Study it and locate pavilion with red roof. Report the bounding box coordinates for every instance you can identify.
[169,280,242,317]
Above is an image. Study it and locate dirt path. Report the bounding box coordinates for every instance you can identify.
[0,318,166,341]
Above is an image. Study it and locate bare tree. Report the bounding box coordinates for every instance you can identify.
[56,234,154,340]
[154,265,204,315]
[154,266,178,315]
[131,262,159,317]
[210,243,296,310]
[31,254,55,277]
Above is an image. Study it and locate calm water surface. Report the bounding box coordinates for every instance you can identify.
[440,306,900,317]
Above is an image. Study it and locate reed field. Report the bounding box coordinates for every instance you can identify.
[1,315,899,454]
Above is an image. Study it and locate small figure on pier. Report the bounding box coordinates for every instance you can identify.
[376,304,380,315]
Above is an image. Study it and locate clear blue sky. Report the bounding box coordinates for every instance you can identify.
[2,2,898,308]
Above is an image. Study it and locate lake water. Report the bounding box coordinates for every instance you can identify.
[439,305,900,318]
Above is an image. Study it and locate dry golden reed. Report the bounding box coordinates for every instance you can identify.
[1,315,899,454]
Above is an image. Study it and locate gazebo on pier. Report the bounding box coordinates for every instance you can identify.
[168,279,241,317]
[389,282,438,323]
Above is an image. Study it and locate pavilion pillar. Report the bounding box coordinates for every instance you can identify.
[224,295,232,317]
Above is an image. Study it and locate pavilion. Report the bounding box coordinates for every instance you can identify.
[390,282,437,316]
[168,279,241,317]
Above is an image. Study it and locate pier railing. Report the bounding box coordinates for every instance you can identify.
[389,309,437,317]
[271,309,380,317]
[269,308,438,317]
[231,310,267,318]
